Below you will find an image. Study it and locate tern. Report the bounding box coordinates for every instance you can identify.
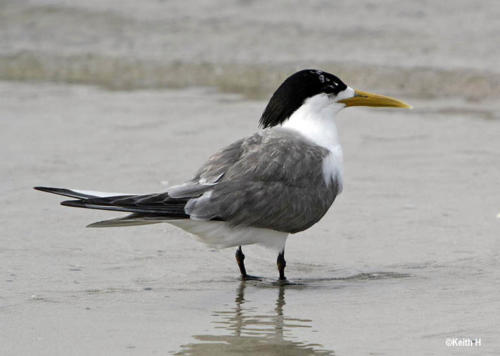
[35,69,411,281]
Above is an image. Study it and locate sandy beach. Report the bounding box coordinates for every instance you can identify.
[1,1,499,355]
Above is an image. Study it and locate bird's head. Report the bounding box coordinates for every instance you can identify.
[259,69,411,128]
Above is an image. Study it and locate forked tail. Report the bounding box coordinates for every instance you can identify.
[34,186,189,227]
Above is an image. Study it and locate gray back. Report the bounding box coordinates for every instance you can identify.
[186,128,340,233]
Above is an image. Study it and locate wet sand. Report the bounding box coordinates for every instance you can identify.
[1,82,499,355]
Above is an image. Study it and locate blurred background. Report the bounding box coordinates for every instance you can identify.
[1,1,499,355]
[2,0,499,99]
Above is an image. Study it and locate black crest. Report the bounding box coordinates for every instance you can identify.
[259,69,347,128]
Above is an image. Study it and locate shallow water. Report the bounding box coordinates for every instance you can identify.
[1,82,499,355]
[1,0,500,99]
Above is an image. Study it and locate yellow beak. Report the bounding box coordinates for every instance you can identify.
[338,90,412,109]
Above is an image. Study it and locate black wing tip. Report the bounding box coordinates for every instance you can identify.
[34,186,58,192]
[34,186,74,195]
[34,186,98,199]
[61,200,85,207]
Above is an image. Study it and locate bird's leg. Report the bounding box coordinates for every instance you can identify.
[235,246,261,280]
[277,249,286,281]
[235,246,247,278]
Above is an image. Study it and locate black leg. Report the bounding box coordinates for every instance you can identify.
[235,246,261,280]
[277,249,286,280]
[235,246,247,278]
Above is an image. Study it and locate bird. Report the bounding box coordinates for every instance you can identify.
[35,69,411,281]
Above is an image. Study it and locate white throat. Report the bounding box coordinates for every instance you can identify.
[281,93,344,151]
[281,92,350,190]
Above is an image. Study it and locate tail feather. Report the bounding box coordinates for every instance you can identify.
[36,186,191,219]
[87,213,178,228]
[34,186,129,199]
[61,197,189,217]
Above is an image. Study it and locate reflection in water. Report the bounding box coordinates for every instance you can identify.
[176,282,334,355]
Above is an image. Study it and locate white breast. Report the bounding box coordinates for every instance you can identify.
[281,93,344,189]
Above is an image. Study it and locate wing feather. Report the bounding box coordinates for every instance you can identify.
[36,128,340,233]
[186,128,340,233]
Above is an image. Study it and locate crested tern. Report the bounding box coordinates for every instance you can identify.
[35,69,411,281]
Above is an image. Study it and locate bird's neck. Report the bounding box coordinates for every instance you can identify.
[281,94,343,152]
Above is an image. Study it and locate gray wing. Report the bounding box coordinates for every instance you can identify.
[170,128,340,233]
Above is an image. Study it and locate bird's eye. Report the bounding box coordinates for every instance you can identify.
[325,85,338,93]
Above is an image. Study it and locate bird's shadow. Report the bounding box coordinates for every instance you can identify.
[239,270,412,289]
